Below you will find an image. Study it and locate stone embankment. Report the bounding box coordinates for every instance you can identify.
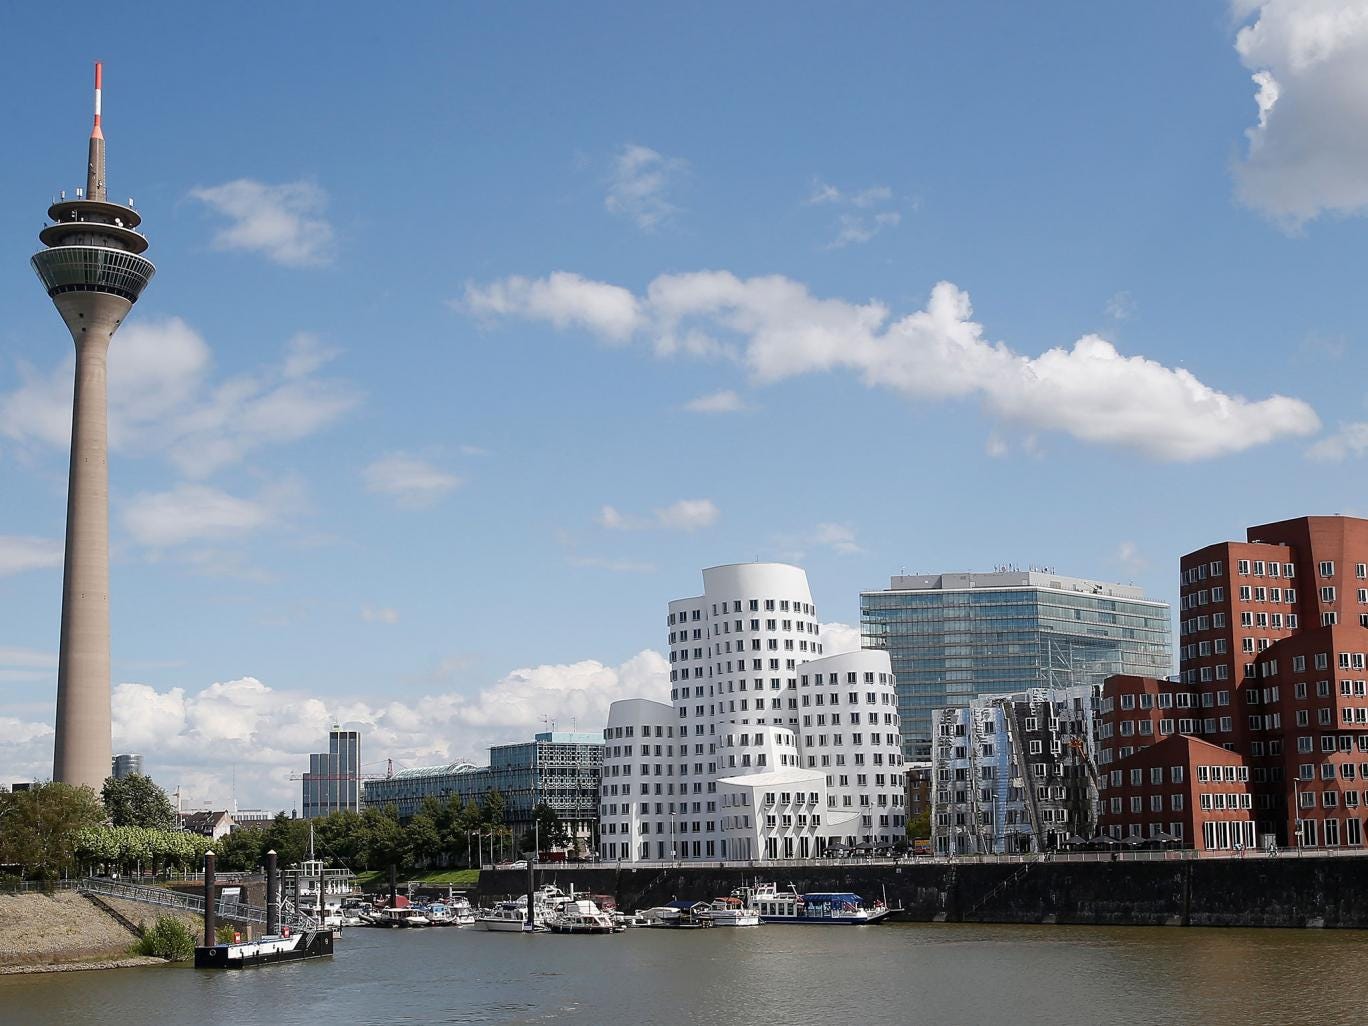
[477,853,1368,929]
[0,891,149,970]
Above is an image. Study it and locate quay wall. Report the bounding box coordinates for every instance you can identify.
[475,855,1368,929]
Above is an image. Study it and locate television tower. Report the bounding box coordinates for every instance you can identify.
[31,63,155,789]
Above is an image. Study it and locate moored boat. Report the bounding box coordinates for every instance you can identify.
[701,896,761,927]
[546,898,617,934]
[738,883,894,925]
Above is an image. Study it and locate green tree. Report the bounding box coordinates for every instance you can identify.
[262,813,312,867]
[0,782,106,882]
[905,810,931,840]
[101,774,177,830]
[360,805,404,870]
[214,826,267,872]
[530,802,570,850]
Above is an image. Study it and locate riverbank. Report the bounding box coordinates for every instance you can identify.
[476,852,1368,929]
[0,892,145,968]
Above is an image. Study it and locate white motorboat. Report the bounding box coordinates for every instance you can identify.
[546,898,617,934]
[701,896,761,927]
[373,906,431,928]
[478,900,539,932]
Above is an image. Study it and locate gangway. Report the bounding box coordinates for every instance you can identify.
[78,877,320,930]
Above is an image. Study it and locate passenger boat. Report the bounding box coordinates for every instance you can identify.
[701,896,761,927]
[737,883,894,925]
[546,898,618,934]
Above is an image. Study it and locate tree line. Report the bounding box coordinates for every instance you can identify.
[1,775,572,882]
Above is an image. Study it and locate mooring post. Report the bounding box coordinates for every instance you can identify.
[389,864,398,909]
[265,849,279,936]
[203,850,217,946]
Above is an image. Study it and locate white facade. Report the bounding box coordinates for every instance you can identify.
[599,563,904,862]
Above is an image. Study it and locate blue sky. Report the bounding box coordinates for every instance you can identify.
[2,1,1366,809]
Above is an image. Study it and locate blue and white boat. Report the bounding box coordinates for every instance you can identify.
[738,883,894,925]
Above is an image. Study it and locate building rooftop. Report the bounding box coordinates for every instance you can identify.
[874,570,1151,601]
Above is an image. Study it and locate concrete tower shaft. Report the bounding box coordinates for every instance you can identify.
[31,63,154,790]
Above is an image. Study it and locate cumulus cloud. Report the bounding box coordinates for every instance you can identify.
[597,499,720,532]
[463,270,1319,461]
[30,652,669,810]
[0,320,359,478]
[683,389,750,414]
[1306,422,1368,461]
[819,622,863,656]
[362,453,463,508]
[806,180,904,247]
[1232,0,1368,226]
[0,536,63,577]
[605,144,686,230]
[189,178,335,266]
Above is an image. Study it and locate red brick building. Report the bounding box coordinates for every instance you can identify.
[1100,516,1368,851]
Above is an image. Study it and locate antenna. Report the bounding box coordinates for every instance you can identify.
[91,61,103,139]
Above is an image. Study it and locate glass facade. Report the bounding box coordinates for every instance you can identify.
[302,729,362,819]
[861,572,1172,759]
[31,244,155,303]
[362,732,604,843]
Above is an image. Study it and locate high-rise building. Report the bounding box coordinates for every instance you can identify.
[1100,515,1368,852]
[32,64,155,789]
[599,563,905,863]
[861,571,1172,760]
[111,753,143,779]
[302,728,362,819]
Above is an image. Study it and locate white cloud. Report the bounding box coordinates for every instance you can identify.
[1306,421,1368,461]
[683,389,750,414]
[189,178,335,266]
[985,432,1009,458]
[3,652,669,810]
[654,499,720,532]
[0,536,63,577]
[819,622,863,656]
[1232,1,1368,226]
[806,180,904,247]
[361,606,400,624]
[596,499,720,532]
[0,320,359,478]
[463,271,643,343]
[123,483,275,548]
[362,453,463,508]
[812,523,863,555]
[463,270,1320,461]
[605,144,686,231]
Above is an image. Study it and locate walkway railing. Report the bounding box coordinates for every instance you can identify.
[78,877,319,930]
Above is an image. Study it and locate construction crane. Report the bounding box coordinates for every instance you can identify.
[287,758,396,783]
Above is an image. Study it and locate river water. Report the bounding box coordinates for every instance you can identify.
[2,922,1364,1026]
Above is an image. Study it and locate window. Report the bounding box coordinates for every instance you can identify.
[1321,561,1336,577]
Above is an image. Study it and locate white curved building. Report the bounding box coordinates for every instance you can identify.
[599,563,905,862]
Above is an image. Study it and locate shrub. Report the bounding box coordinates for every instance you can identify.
[134,915,196,962]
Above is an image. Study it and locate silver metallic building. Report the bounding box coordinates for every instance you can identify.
[302,728,362,819]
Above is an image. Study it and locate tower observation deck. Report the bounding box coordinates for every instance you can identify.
[32,63,155,789]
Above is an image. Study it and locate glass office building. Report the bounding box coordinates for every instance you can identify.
[362,731,604,848]
[861,571,1172,759]
[302,728,362,819]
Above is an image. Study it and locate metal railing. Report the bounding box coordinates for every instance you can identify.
[78,877,319,930]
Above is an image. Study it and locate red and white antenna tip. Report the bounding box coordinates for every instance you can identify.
[91,61,103,137]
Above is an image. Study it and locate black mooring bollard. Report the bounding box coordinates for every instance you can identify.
[265,850,279,936]
[203,851,217,946]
